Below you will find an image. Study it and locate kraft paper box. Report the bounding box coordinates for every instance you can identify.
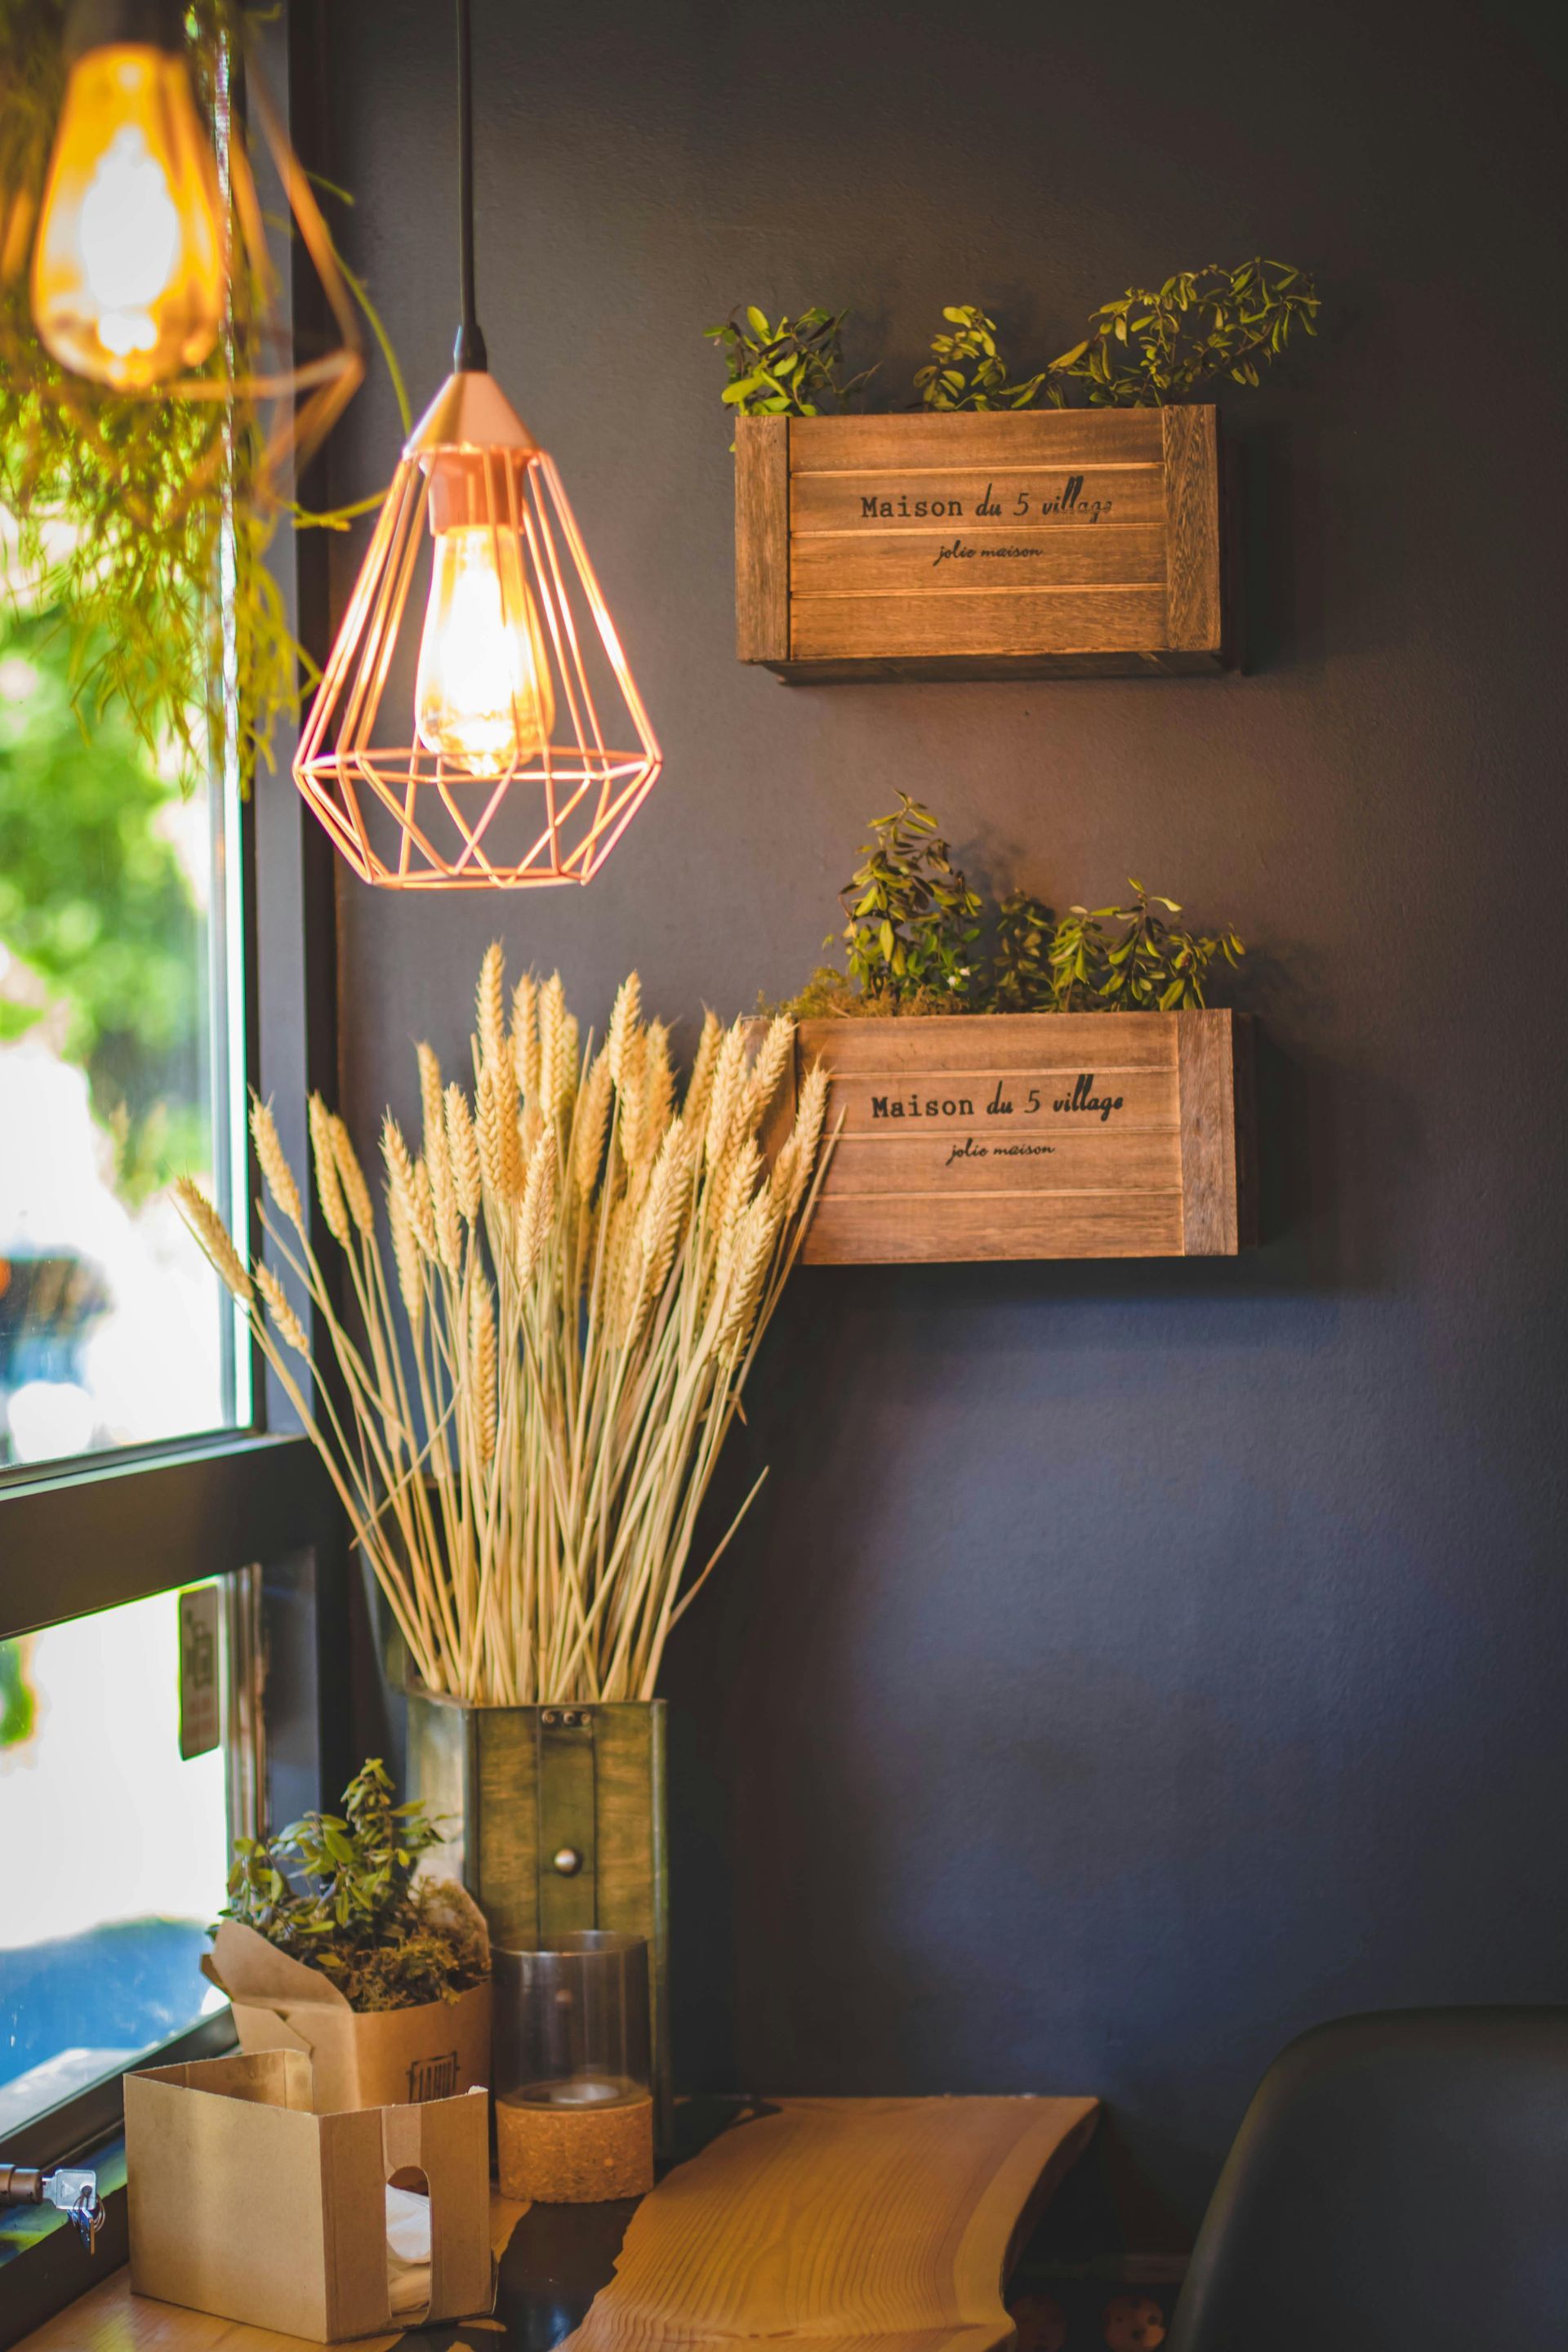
[126,2049,492,2342]
[203,1899,492,2113]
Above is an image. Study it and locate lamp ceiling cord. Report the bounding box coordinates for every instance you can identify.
[452,0,488,372]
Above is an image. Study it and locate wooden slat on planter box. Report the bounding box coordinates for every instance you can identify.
[794,1009,1253,1263]
[790,523,1168,598]
[734,412,790,662]
[734,409,1226,682]
[790,586,1172,663]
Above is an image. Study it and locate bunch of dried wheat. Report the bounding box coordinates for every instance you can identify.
[177,951,831,1705]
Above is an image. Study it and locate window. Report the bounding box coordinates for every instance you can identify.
[0,589,249,1472]
[0,24,348,2337]
[0,1584,236,2140]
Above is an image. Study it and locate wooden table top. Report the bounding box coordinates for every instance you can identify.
[15,2096,1098,2352]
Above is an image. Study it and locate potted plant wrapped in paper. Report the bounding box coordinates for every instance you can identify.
[771,795,1253,1265]
[204,1761,491,2112]
[178,956,831,2130]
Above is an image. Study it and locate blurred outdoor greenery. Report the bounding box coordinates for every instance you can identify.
[0,1635,36,1749]
[0,612,207,1201]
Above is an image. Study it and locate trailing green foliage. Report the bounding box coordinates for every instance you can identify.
[782,800,1245,1017]
[914,305,1045,412]
[217,1759,488,2012]
[0,2,398,790]
[703,304,873,421]
[1046,259,1319,406]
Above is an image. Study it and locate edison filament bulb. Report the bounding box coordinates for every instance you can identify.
[414,515,555,779]
[33,36,224,390]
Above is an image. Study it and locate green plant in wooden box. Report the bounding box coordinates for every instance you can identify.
[704,303,874,421]
[1045,259,1319,407]
[914,305,1045,412]
[784,798,1245,1018]
[792,795,984,1018]
[994,885,1245,1014]
[706,260,1318,416]
[773,802,1257,1271]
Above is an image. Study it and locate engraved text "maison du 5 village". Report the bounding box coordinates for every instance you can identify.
[870,1074,1127,1125]
[858,476,1109,523]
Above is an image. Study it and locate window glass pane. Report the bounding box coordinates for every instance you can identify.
[0,592,247,1468]
[0,1587,229,2138]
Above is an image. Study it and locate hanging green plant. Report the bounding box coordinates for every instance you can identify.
[0,0,400,790]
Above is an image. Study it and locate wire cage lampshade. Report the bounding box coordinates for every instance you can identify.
[293,369,662,888]
[291,0,659,889]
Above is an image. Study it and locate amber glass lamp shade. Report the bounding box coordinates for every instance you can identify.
[32,38,224,390]
[294,369,662,889]
[23,0,363,490]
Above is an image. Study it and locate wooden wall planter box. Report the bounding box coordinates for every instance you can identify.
[783,1009,1254,1263]
[734,408,1225,682]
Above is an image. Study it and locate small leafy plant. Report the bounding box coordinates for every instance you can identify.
[914,306,1045,412]
[792,795,984,1016]
[1010,885,1244,1012]
[704,305,874,421]
[707,263,1317,421]
[991,889,1055,1013]
[1046,259,1318,407]
[216,1759,488,2012]
[784,801,1245,1018]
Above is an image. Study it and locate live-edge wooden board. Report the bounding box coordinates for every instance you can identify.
[562,2096,1099,2352]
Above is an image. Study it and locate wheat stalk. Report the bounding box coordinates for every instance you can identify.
[178,956,831,1708]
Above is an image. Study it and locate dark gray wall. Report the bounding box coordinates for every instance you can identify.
[315,0,1568,2230]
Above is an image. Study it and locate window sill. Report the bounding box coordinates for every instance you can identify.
[0,1432,340,1642]
[0,2012,237,2352]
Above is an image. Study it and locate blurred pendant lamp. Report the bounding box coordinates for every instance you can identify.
[292,0,662,889]
[29,0,363,482]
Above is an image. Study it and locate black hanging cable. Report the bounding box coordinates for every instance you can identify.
[452,0,488,372]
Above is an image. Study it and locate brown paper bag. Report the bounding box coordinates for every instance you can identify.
[203,1886,492,2113]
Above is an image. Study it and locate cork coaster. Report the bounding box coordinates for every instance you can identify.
[497,2092,656,2203]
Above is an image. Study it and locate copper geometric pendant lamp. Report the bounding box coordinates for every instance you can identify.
[293,0,661,889]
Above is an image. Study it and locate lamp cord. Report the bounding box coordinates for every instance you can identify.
[453,0,488,372]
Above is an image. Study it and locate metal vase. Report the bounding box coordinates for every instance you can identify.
[404,1692,670,2141]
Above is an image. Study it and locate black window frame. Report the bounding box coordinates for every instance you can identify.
[0,7,349,2332]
